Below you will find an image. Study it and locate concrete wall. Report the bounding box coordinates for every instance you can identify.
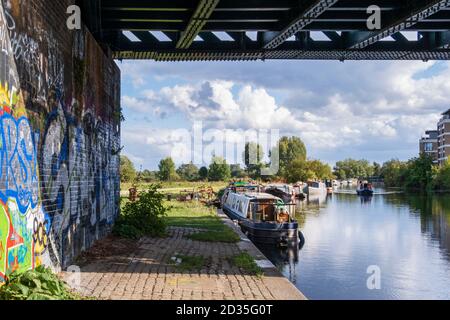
[0,0,121,281]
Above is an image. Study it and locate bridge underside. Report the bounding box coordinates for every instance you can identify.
[82,0,450,61]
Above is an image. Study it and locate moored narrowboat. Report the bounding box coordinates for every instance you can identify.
[221,188,299,245]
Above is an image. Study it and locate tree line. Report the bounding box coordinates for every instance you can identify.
[334,155,450,191]
[120,136,334,183]
[121,135,450,190]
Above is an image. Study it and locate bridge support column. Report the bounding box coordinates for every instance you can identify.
[0,0,121,279]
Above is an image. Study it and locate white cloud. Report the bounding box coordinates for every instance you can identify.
[119,59,450,168]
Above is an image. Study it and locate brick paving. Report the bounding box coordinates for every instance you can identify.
[61,225,305,300]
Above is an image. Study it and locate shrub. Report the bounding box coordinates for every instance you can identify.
[113,185,168,239]
[0,266,82,300]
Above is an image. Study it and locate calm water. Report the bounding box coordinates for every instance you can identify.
[256,188,450,300]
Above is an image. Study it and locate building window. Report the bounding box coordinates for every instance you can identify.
[424,143,433,152]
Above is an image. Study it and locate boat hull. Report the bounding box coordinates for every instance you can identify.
[357,189,374,196]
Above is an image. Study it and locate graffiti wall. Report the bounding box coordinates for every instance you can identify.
[0,0,121,281]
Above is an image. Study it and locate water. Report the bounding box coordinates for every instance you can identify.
[256,188,450,300]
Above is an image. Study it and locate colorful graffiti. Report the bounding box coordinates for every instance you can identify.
[0,1,120,282]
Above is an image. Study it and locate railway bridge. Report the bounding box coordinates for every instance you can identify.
[0,0,449,277]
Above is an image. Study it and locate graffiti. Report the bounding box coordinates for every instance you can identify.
[0,0,120,281]
[0,113,39,214]
[40,103,120,267]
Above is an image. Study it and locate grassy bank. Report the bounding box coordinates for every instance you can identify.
[121,181,227,194]
[165,200,240,243]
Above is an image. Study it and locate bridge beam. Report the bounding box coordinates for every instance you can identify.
[345,0,450,49]
[176,0,220,49]
[263,0,339,49]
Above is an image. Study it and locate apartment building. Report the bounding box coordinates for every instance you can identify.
[419,130,438,164]
[437,109,450,166]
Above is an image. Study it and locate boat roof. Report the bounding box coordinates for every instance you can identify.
[243,192,281,200]
[266,184,291,188]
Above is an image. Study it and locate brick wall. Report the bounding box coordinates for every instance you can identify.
[0,0,121,280]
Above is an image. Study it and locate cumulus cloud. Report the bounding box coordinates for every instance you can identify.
[119,59,450,168]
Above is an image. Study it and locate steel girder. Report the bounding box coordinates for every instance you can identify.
[88,0,450,61]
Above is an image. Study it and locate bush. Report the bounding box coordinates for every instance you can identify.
[0,266,82,300]
[113,185,168,239]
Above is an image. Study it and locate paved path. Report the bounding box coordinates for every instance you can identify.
[61,216,306,300]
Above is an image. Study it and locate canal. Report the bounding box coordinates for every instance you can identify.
[256,189,450,300]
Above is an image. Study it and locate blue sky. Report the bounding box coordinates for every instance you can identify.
[118,59,450,171]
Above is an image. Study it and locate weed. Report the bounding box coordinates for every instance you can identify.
[169,255,205,272]
[0,266,83,300]
[188,228,240,243]
[231,253,264,277]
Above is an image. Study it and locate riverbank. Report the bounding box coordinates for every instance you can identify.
[61,201,305,300]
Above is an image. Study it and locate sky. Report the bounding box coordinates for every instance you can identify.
[118,59,450,171]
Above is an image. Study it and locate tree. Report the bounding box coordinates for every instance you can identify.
[120,156,136,183]
[208,156,231,181]
[176,162,199,181]
[158,157,178,181]
[285,158,314,183]
[380,159,408,187]
[243,142,264,179]
[373,162,381,177]
[274,136,307,178]
[198,166,209,180]
[433,158,450,190]
[140,170,157,182]
[404,154,434,190]
[285,158,333,183]
[333,158,374,179]
[230,164,246,178]
[308,159,334,180]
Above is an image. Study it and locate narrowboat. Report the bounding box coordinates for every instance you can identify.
[304,181,327,195]
[221,189,299,245]
[264,184,296,204]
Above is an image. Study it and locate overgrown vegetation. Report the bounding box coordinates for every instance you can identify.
[0,266,83,300]
[114,185,168,239]
[231,253,263,277]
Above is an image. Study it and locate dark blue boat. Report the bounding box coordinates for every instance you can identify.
[221,188,299,245]
[356,182,374,196]
[357,189,374,196]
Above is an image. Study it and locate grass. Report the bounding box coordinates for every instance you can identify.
[169,255,206,272]
[121,181,227,194]
[165,200,240,243]
[231,253,264,277]
[165,200,225,231]
[188,228,240,243]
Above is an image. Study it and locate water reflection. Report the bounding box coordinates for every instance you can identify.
[385,193,450,260]
[256,189,450,300]
[258,243,300,284]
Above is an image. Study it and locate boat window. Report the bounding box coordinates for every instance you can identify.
[239,200,244,213]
